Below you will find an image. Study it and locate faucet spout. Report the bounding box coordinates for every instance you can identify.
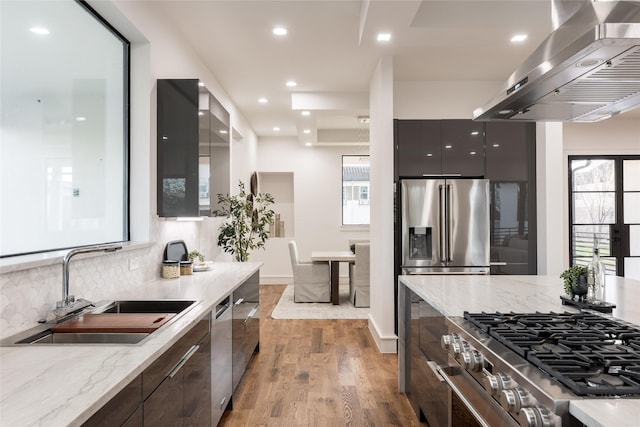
[58,243,123,314]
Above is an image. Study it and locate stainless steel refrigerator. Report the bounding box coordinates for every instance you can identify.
[401,178,490,274]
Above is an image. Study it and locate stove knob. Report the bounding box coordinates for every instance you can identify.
[499,387,534,413]
[518,406,555,427]
[440,333,460,350]
[451,341,471,360]
[483,373,514,397]
[461,350,484,372]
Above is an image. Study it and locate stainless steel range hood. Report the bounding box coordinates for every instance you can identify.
[474,0,640,122]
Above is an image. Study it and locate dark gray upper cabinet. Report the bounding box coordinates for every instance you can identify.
[157,79,230,217]
[485,122,533,181]
[440,120,484,177]
[395,120,484,177]
[396,120,441,177]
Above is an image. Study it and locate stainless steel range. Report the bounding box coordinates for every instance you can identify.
[440,311,640,427]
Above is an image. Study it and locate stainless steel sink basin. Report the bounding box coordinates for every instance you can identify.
[15,331,149,345]
[91,299,196,314]
[1,299,199,346]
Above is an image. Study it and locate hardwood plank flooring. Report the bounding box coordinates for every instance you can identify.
[219,285,425,427]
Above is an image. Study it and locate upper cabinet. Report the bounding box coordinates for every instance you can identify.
[157,79,230,217]
[395,120,484,177]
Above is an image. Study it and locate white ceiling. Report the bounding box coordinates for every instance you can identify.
[150,0,634,145]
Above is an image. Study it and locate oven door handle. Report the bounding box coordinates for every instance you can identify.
[436,365,492,427]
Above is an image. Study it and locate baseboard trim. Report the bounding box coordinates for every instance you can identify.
[367,314,398,354]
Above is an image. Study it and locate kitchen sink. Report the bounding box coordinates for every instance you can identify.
[91,299,196,314]
[15,331,149,345]
[1,299,199,346]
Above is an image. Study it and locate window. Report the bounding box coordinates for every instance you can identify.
[568,156,640,278]
[342,155,370,225]
[0,0,129,256]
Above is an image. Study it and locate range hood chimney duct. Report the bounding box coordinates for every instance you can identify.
[474,0,640,122]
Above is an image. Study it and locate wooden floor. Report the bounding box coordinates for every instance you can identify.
[219,285,424,427]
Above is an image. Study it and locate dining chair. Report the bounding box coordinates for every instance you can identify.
[288,240,331,303]
[349,243,370,307]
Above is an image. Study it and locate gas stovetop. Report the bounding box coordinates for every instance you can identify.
[463,311,640,397]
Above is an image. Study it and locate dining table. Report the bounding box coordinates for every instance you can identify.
[310,251,356,304]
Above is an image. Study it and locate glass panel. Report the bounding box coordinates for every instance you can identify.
[630,225,640,256]
[624,258,640,280]
[624,193,640,223]
[342,155,370,225]
[0,1,127,256]
[572,225,611,257]
[623,160,640,191]
[571,159,615,191]
[572,192,615,224]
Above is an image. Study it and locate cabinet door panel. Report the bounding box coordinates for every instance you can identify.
[157,79,200,217]
[183,333,212,426]
[143,374,182,427]
[82,375,142,427]
[440,120,484,176]
[485,122,530,181]
[396,120,442,176]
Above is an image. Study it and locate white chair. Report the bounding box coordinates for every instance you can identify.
[349,243,370,307]
[288,240,331,303]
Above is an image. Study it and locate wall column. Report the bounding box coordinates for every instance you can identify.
[368,56,397,353]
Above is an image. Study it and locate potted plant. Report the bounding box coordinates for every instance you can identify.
[217,180,275,262]
[560,265,589,301]
[188,250,205,264]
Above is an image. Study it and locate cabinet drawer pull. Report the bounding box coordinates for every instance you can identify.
[234,298,244,306]
[167,344,200,378]
[245,306,258,324]
[219,396,226,410]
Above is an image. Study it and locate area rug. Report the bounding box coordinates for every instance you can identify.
[271,284,369,319]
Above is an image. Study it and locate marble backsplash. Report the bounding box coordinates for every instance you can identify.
[0,216,226,340]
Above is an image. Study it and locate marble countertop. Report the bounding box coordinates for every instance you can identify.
[0,262,261,427]
[398,274,640,427]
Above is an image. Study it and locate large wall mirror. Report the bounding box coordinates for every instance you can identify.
[0,0,129,257]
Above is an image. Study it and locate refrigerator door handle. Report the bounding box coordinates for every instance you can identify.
[446,184,453,262]
[439,184,446,263]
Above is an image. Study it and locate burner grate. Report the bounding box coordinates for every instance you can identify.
[463,311,640,396]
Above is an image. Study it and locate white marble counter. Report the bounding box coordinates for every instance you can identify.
[399,274,640,427]
[0,262,261,427]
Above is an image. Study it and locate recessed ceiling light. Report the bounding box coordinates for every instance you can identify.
[303,129,311,134]
[305,142,312,147]
[198,111,204,116]
[444,144,452,149]
[377,33,391,42]
[470,131,479,136]
[286,80,297,87]
[162,136,168,140]
[75,116,86,122]
[511,34,528,43]
[273,26,288,36]
[258,97,268,103]
[30,27,49,35]
[273,126,280,131]
[198,82,205,87]
[492,144,500,148]
[301,111,310,116]
[426,153,433,157]
[220,130,228,134]
[470,151,477,155]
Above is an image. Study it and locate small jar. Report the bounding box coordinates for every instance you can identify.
[180,260,193,276]
[162,260,180,279]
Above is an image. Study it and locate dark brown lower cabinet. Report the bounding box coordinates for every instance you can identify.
[82,375,142,427]
[143,317,211,427]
